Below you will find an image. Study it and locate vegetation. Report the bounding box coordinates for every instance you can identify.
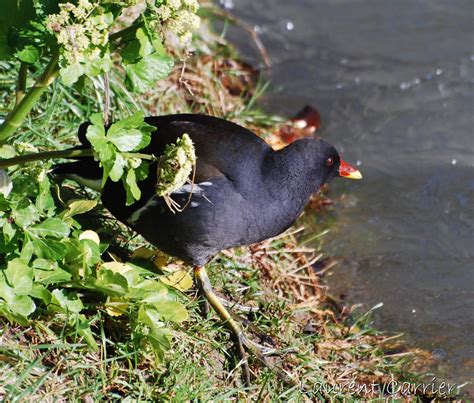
[0,0,459,400]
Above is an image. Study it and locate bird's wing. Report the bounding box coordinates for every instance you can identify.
[144,114,271,184]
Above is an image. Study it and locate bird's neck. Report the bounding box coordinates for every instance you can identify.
[264,139,324,215]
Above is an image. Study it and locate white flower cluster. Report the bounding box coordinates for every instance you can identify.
[46,0,111,64]
[156,0,200,44]
[155,133,196,197]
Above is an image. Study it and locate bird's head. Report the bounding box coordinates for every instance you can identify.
[307,139,363,182]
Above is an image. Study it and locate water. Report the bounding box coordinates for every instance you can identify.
[223,0,474,392]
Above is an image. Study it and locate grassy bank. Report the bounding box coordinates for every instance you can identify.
[0,6,459,401]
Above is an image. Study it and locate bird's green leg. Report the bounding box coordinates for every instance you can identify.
[194,266,299,387]
[194,265,251,386]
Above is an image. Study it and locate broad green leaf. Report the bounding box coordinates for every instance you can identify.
[61,199,98,219]
[65,238,100,276]
[109,154,126,182]
[30,283,52,304]
[124,168,141,204]
[83,53,112,77]
[151,300,189,323]
[8,294,35,317]
[121,28,150,64]
[124,53,174,93]
[3,222,17,242]
[12,202,39,228]
[16,45,39,63]
[33,259,71,285]
[29,218,70,238]
[109,129,144,152]
[90,113,104,128]
[128,278,168,300]
[19,237,35,263]
[60,63,84,86]
[0,278,15,302]
[107,112,154,151]
[5,258,33,295]
[50,289,83,313]
[137,304,161,328]
[95,269,129,296]
[31,238,68,260]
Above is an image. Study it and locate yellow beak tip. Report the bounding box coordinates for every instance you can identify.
[341,170,363,180]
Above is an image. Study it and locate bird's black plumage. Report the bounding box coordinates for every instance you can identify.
[55,114,345,265]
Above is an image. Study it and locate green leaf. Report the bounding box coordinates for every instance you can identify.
[124,53,174,93]
[83,53,112,77]
[76,314,98,350]
[61,199,97,219]
[0,278,15,302]
[128,278,169,300]
[94,269,129,296]
[151,300,189,323]
[12,202,39,228]
[36,176,55,214]
[79,238,101,270]
[8,294,35,317]
[137,304,161,328]
[60,63,85,86]
[29,218,70,238]
[3,221,17,242]
[121,27,156,64]
[108,112,154,152]
[29,283,52,304]
[33,259,71,285]
[5,258,33,295]
[16,45,39,63]
[109,154,126,182]
[50,289,83,313]
[109,129,144,152]
[146,327,172,363]
[31,238,68,260]
[124,168,141,205]
[65,238,100,277]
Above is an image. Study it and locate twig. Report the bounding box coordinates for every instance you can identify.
[210,6,271,68]
[0,148,156,169]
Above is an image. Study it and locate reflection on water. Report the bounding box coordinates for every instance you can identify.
[225,0,474,392]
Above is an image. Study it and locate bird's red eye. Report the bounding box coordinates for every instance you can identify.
[326,157,334,167]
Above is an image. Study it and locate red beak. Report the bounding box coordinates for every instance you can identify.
[338,159,363,179]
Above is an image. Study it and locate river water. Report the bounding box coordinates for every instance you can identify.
[223,0,474,392]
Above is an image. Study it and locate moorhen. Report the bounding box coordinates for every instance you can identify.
[54,114,362,384]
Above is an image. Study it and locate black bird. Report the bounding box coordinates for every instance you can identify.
[55,114,362,384]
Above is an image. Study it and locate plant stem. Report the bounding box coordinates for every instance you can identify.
[16,63,28,105]
[0,148,156,169]
[0,149,93,169]
[0,51,60,143]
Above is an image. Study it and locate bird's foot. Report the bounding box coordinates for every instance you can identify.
[194,265,298,387]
